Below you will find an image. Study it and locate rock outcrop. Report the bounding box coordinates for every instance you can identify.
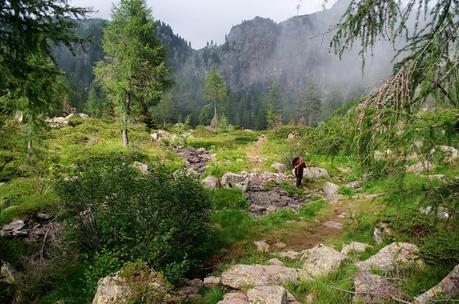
[220,264,300,289]
[201,175,219,189]
[247,286,288,304]
[358,242,422,273]
[221,172,250,191]
[414,264,459,304]
[341,242,371,256]
[300,244,347,280]
[175,147,215,174]
[324,182,340,202]
[303,167,330,179]
[353,272,405,304]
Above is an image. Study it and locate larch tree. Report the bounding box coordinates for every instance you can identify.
[0,0,89,152]
[204,67,228,131]
[95,0,170,147]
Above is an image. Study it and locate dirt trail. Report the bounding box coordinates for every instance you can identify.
[246,134,268,172]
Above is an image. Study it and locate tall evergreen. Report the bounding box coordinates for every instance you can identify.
[204,67,228,131]
[95,0,170,147]
[0,0,89,152]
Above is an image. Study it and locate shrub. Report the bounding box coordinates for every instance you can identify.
[57,154,211,282]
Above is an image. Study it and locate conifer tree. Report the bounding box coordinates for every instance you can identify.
[95,0,170,147]
[204,67,228,131]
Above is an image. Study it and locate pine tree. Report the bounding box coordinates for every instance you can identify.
[0,0,88,152]
[95,0,170,147]
[85,81,108,118]
[204,67,228,131]
[264,84,283,129]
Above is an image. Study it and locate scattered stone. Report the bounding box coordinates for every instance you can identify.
[133,161,148,175]
[203,276,221,286]
[268,258,284,266]
[220,264,300,289]
[217,292,249,304]
[303,167,330,179]
[176,147,215,174]
[278,251,301,261]
[324,182,340,202]
[407,161,435,173]
[273,242,287,249]
[287,133,296,139]
[300,244,347,280]
[36,213,51,222]
[344,181,362,189]
[323,221,343,230]
[337,167,353,174]
[341,242,371,256]
[221,172,250,191]
[0,261,17,284]
[336,210,347,219]
[201,176,219,189]
[247,186,307,216]
[373,227,384,244]
[247,286,288,304]
[177,279,203,302]
[45,116,69,128]
[92,273,128,304]
[424,174,447,181]
[255,240,270,252]
[354,193,384,200]
[1,220,26,237]
[354,272,405,304]
[271,162,286,173]
[414,264,459,304]
[419,206,451,219]
[358,242,422,273]
[433,145,459,165]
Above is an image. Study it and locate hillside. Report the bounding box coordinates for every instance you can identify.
[53,0,394,128]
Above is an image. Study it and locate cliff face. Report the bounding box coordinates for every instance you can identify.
[185,0,393,97]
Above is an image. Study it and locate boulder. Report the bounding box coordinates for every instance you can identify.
[247,286,288,304]
[0,261,17,284]
[271,163,286,173]
[341,242,371,256]
[372,222,394,244]
[273,242,287,249]
[254,240,270,252]
[218,292,249,304]
[324,182,340,202]
[133,161,148,175]
[220,264,300,289]
[221,172,249,192]
[202,176,219,189]
[344,181,362,189]
[300,244,347,280]
[414,264,459,304]
[1,220,26,237]
[303,167,330,179]
[407,161,435,173]
[419,206,451,219]
[323,221,343,230]
[353,272,405,304]
[357,242,422,273]
[287,133,296,139]
[247,187,306,216]
[177,279,203,302]
[92,273,128,304]
[203,276,221,286]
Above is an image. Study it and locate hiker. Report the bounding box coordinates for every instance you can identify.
[292,156,307,188]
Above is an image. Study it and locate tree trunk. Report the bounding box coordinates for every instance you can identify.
[122,94,130,147]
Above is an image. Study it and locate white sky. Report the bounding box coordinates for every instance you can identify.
[70,0,336,49]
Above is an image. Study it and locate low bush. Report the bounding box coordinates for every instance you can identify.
[57,154,211,283]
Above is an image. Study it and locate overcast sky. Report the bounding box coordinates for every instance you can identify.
[70,0,336,49]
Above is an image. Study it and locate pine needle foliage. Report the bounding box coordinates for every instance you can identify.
[95,0,171,147]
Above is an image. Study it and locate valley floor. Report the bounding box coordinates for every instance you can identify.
[0,118,458,303]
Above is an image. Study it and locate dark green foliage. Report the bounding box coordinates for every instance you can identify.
[57,155,211,282]
[204,67,228,130]
[95,0,171,146]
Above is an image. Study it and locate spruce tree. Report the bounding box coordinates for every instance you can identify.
[95,0,170,147]
[204,67,228,131]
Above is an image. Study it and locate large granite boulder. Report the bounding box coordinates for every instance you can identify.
[247,286,288,304]
[300,244,347,280]
[353,272,405,303]
[217,292,249,304]
[303,167,330,179]
[221,172,249,191]
[357,242,422,273]
[220,264,300,289]
[201,176,219,189]
[414,264,459,304]
[323,182,340,202]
